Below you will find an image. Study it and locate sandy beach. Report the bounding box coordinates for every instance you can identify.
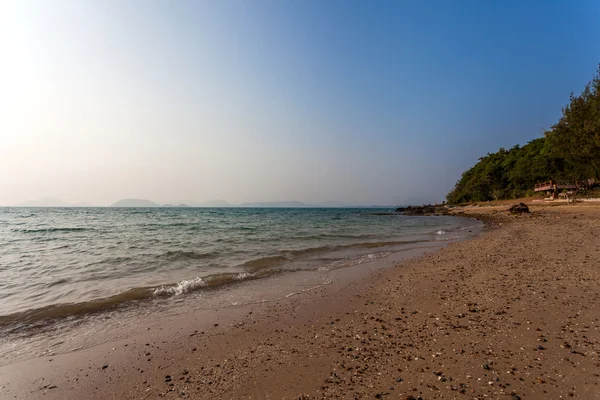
[1,204,599,399]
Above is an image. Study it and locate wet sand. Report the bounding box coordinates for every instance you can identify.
[1,204,600,399]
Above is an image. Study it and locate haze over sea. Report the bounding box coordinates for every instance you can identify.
[0,207,478,331]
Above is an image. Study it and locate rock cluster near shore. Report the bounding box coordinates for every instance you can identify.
[395,205,451,216]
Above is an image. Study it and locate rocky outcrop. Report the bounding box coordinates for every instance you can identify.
[508,203,529,214]
[395,205,450,216]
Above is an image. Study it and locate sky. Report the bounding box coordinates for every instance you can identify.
[1,0,599,206]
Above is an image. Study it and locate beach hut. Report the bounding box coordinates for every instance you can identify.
[534,180,580,199]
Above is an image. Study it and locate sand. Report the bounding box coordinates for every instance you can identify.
[1,204,599,399]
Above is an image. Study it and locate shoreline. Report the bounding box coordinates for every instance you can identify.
[0,218,482,364]
[0,213,478,328]
[1,205,599,399]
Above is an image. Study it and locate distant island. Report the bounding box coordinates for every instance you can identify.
[447,67,600,204]
[108,199,356,208]
[14,198,386,208]
[110,199,163,207]
[170,199,233,207]
[106,199,372,208]
[239,201,308,208]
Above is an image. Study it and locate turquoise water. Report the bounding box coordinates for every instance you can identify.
[0,207,478,327]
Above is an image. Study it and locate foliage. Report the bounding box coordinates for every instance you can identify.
[447,66,600,204]
[545,67,600,180]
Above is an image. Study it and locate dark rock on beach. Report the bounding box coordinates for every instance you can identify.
[508,203,529,214]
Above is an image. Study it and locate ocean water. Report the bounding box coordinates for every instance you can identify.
[0,207,478,331]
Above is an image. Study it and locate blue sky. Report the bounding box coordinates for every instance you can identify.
[0,0,598,205]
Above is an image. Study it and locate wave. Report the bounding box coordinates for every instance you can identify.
[153,277,205,296]
[12,227,92,233]
[46,278,70,288]
[82,251,218,269]
[0,238,437,331]
[241,255,290,270]
[153,270,276,297]
[0,287,153,329]
[160,250,218,261]
[85,256,132,268]
[237,240,427,272]
[0,271,274,331]
[285,239,424,257]
[138,222,200,228]
[237,226,257,231]
[317,233,380,239]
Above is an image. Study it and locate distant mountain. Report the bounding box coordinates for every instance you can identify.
[17,198,93,207]
[239,201,310,208]
[110,199,161,207]
[17,197,370,208]
[237,201,364,208]
[170,199,233,207]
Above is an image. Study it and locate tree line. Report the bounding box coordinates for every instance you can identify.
[446,66,600,204]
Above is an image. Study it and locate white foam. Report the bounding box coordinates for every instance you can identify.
[235,272,252,280]
[436,230,446,235]
[153,277,205,296]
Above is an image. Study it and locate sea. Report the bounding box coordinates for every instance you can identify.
[0,207,480,337]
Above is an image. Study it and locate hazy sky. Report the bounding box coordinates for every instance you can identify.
[1,0,599,206]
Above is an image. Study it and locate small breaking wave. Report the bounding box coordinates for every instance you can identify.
[235,272,252,280]
[153,277,206,296]
[0,271,264,332]
[152,271,268,297]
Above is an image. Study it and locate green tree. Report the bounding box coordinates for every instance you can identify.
[545,65,600,180]
[446,66,600,204]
